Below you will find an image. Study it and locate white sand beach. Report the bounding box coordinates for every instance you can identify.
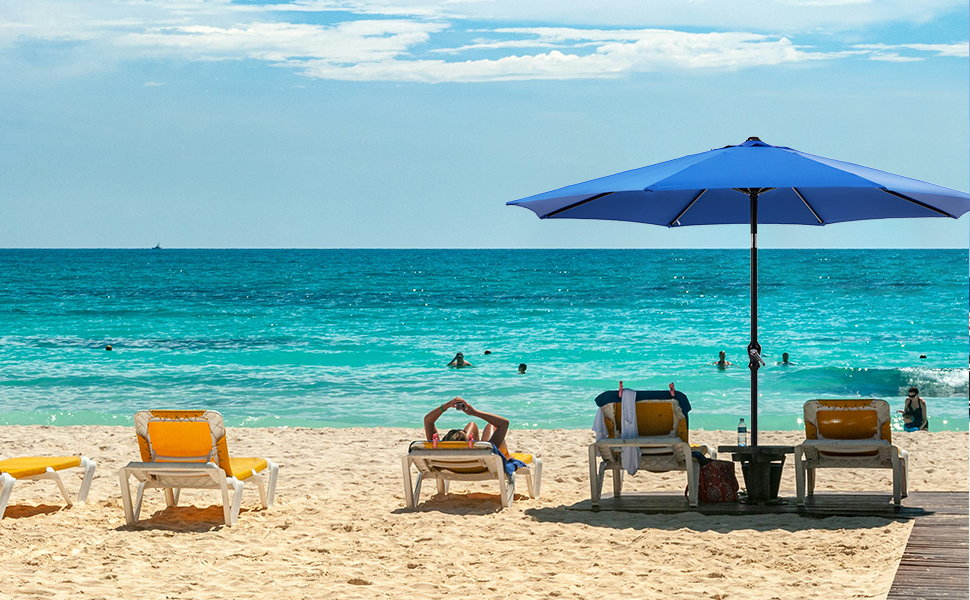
[1,426,966,600]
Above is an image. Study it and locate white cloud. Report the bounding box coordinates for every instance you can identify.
[854,42,970,61]
[118,20,444,64]
[0,0,965,83]
[296,31,838,82]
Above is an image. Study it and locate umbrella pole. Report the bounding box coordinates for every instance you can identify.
[748,192,762,447]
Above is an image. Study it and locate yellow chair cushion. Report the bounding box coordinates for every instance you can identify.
[816,410,879,440]
[608,401,690,443]
[147,421,213,461]
[508,452,533,465]
[229,457,268,480]
[0,456,81,479]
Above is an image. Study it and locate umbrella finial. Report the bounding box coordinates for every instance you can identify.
[746,136,762,142]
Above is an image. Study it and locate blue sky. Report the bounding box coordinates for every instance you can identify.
[0,0,967,248]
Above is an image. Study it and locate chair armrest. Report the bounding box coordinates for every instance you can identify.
[797,439,889,447]
[122,461,220,471]
[592,437,685,448]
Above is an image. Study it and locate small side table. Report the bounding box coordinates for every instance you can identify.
[717,445,794,503]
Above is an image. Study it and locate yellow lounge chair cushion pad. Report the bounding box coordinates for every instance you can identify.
[229,457,268,480]
[0,456,81,479]
[508,453,533,465]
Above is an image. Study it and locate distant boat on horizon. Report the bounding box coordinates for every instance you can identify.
[152,244,162,250]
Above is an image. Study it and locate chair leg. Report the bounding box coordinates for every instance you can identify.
[402,456,416,508]
[0,472,15,519]
[134,481,147,522]
[683,446,697,507]
[48,467,73,507]
[173,488,181,506]
[77,457,96,504]
[612,466,623,497]
[523,465,535,498]
[228,478,244,526]
[164,488,177,508]
[495,457,511,508]
[265,461,279,508]
[891,452,902,506]
[118,470,135,525]
[807,468,816,497]
[588,445,601,506]
[220,478,233,526]
[794,448,806,506]
[436,478,446,496]
[531,458,542,498]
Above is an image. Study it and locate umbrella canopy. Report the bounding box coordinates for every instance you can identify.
[508,138,970,445]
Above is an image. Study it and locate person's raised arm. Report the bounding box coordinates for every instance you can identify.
[424,397,461,440]
[457,400,509,451]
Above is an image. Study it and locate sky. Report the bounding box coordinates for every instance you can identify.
[0,0,968,249]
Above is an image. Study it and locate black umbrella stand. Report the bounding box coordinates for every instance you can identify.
[737,188,773,447]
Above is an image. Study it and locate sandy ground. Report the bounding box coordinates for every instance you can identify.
[1,426,966,600]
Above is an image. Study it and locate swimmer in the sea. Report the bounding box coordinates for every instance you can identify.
[777,352,790,365]
[713,350,732,369]
[447,352,472,368]
[518,363,527,374]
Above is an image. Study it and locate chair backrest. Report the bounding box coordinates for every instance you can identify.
[803,400,891,443]
[603,399,689,443]
[134,410,233,477]
[409,441,497,474]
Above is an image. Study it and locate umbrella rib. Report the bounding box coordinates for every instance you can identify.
[668,189,707,227]
[792,188,824,224]
[543,192,615,218]
[880,189,955,218]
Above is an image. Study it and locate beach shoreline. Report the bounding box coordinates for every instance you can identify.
[1,425,966,599]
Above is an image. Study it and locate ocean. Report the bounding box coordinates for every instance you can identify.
[0,249,966,432]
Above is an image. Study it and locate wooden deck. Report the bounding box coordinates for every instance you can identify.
[887,495,968,600]
[567,490,958,518]
[567,491,968,599]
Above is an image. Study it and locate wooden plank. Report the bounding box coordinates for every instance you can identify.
[567,491,959,518]
[888,505,968,600]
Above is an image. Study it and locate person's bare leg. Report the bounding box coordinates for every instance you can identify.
[482,423,496,442]
[463,422,480,441]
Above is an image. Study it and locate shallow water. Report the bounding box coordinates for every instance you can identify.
[0,249,966,431]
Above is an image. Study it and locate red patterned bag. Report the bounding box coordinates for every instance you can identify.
[697,459,739,503]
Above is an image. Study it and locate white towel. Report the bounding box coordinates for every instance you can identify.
[619,389,640,474]
[592,407,609,441]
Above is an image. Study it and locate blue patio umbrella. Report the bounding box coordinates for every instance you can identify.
[508,138,970,446]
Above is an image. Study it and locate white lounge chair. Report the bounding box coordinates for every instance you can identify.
[590,396,714,507]
[0,456,96,518]
[794,399,909,506]
[402,441,541,509]
[119,410,279,526]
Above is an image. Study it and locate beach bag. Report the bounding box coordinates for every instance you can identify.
[698,460,739,503]
[686,455,739,503]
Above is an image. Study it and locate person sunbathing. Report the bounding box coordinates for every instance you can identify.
[424,397,509,456]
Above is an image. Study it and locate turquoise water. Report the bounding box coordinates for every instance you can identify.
[0,249,966,431]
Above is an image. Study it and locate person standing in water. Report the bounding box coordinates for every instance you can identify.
[713,350,733,369]
[447,352,472,368]
[518,363,527,374]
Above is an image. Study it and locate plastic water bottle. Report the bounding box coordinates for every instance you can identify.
[737,418,747,447]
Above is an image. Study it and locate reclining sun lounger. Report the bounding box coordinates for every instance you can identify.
[402,440,541,509]
[589,389,714,507]
[118,410,279,526]
[794,399,908,506]
[0,456,96,519]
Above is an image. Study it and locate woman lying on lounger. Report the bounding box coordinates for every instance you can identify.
[424,397,509,456]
